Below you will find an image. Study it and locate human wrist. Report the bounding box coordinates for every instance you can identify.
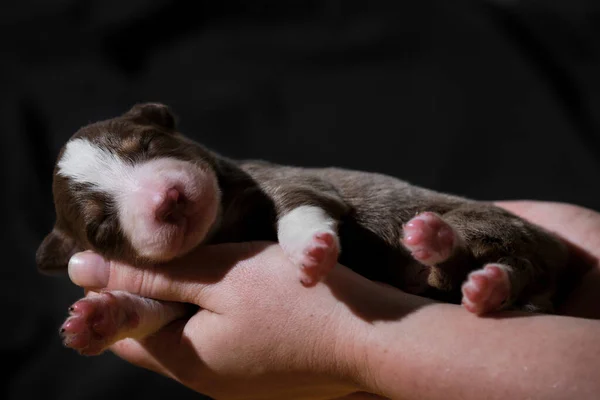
[321,269,434,397]
[339,282,441,398]
[303,268,387,394]
[323,303,373,393]
[343,311,403,397]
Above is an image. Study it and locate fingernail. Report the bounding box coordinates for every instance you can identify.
[68,252,110,288]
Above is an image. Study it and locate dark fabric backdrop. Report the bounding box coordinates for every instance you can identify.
[3,1,600,399]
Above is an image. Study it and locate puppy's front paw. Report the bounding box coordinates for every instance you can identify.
[461,264,511,315]
[60,292,138,356]
[282,230,340,287]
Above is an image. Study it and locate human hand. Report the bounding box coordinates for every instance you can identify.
[66,200,600,400]
[67,242,425,400]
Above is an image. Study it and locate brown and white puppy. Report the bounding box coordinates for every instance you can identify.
[37,103,568,355]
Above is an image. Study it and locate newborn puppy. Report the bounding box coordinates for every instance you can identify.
[37,103,568,355]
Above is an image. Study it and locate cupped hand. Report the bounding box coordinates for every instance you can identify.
[67,200,600,399]
[68,241,425,400]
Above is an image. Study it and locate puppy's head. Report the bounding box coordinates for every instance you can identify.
[37,103,221,273]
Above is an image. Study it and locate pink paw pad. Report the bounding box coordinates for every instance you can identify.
[461,264,511,315]
[299,231,339,287]
[402,212,456,266]
[60,292,138,356]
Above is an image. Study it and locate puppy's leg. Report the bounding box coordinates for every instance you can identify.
[402,205,563,315]
[443,204,565,315]
[461,257,557,315]
[60,290,190,356]
[402,211,476,293]
[277,205,340,287]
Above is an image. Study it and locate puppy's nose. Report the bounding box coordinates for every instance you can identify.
[155,188,186,223]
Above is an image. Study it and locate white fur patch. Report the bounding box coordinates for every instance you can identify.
[58,137,217,260]
[58,137,135,195]
[277,206,339,258]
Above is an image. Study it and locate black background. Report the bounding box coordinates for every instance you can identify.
[3,1,600,399]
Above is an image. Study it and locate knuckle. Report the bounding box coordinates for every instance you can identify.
[139,267,159,296]
[107,261,162,298]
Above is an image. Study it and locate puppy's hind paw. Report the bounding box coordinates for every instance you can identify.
[461,264,511,315]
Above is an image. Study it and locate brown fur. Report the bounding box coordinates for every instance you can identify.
[37,103,568,311]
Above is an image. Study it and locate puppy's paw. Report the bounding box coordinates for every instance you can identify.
[402,212,457,266]
[461,264,511,315]
[60,292,139,356]
[282,230,340,287]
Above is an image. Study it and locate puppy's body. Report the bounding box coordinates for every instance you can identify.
[217,160,565,304]
[38,103,568,355]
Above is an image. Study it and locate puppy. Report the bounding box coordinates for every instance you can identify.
[37,103,568,355]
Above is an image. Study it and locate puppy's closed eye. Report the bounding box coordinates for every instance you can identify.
[86,214,121,250]
[120,132,161,162]
[141,132,184,159]
[82,198,119,249]
[141,133,158,153]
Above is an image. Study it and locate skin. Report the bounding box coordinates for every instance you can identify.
[67,201,600,400]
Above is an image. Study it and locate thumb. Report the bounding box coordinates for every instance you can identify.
[67,242,269,307]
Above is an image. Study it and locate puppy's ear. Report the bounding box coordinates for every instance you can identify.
[124,103,176,130]
[36,228,81,275]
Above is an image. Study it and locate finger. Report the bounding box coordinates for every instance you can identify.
[110,338,173,379]
[495,201,579,234]
[68,241,273,307]
[109,311,213,385]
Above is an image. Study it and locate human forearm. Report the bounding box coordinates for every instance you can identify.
[335,200,600,399]
[352,300,600,400]
[66,235,600,400]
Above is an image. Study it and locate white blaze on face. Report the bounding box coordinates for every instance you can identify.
[57,137,220,261]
